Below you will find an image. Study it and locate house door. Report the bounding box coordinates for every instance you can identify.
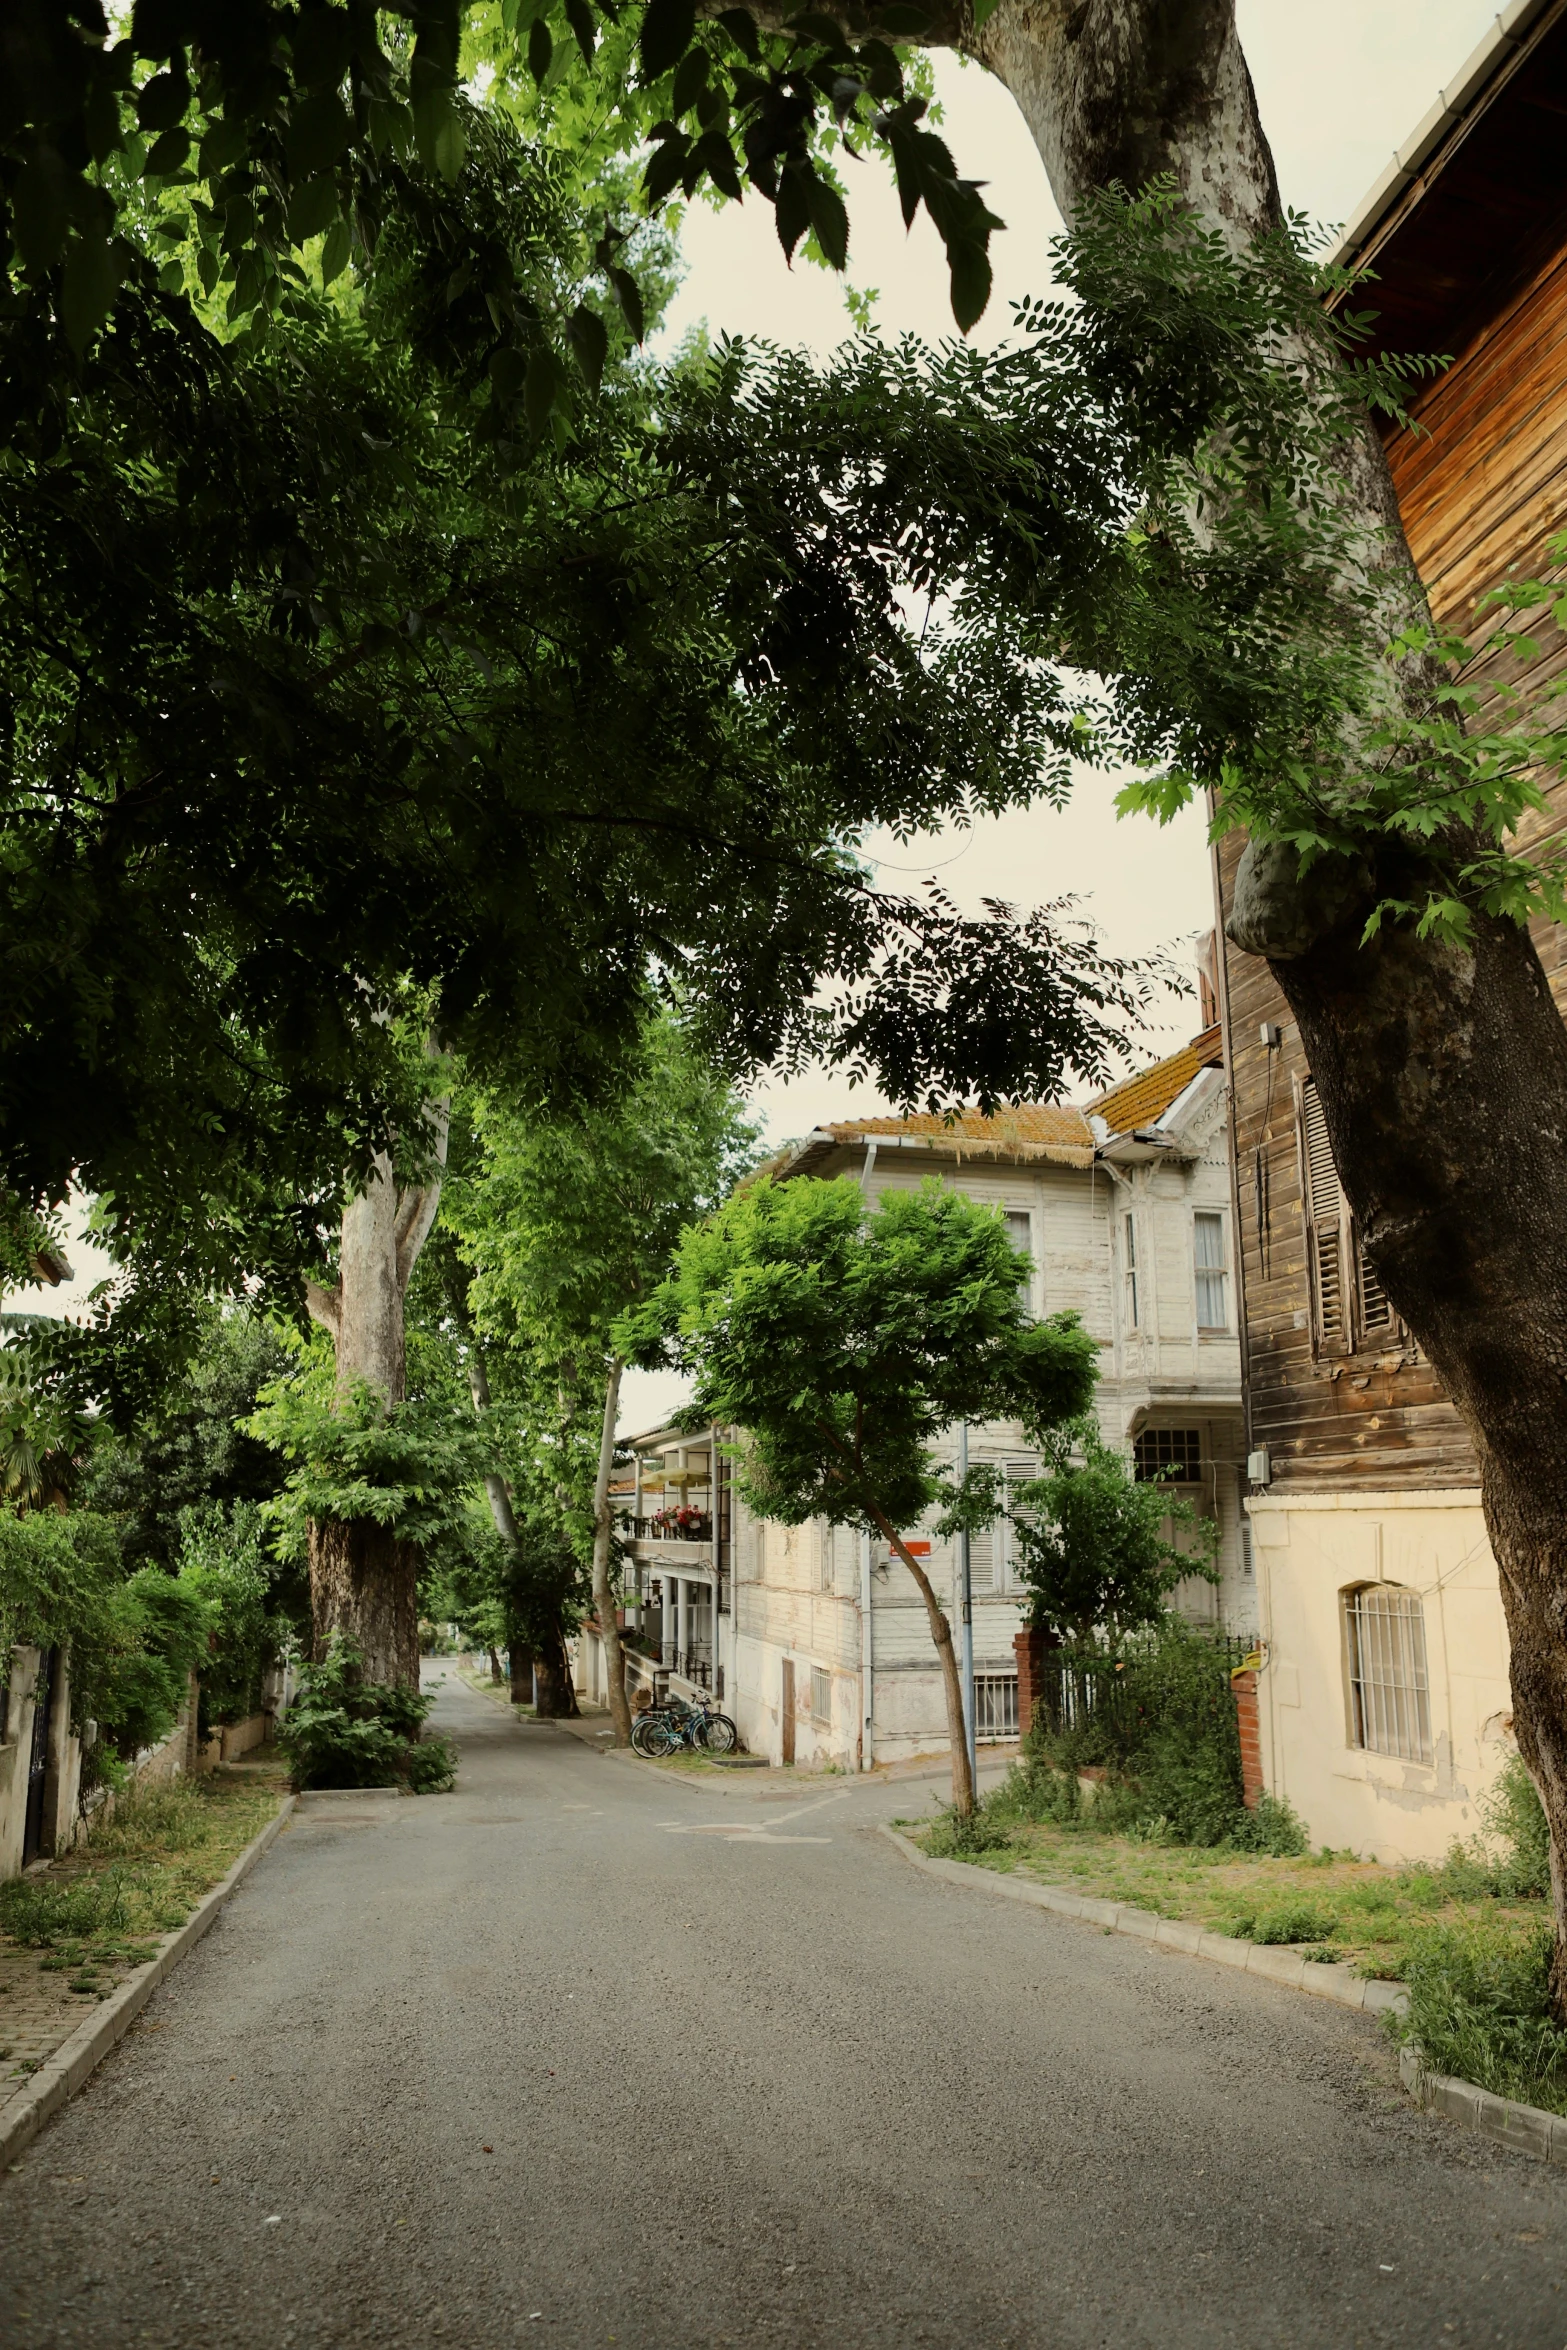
[780,1659,795,1766]
[22,1648,53,1865]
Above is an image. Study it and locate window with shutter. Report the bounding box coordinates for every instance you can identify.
[1295,1074,1399,1356]
[1296,1075,1351,1356]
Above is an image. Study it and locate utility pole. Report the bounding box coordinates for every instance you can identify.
[956,1421,977,1796]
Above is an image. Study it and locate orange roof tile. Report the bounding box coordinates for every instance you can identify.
[1089,1027,1222,1137]
[822,1105,1092,1149]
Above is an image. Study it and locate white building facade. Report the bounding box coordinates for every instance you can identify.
[609,1026,1252,1770]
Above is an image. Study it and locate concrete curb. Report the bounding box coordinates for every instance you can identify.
[878,1826,1409,2022]
[1398,2040,1567,2166]
[882,1827,1567,2167]
[0,1795,295,2169]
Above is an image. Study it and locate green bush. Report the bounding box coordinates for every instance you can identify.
[1226,1897,1338,1945]
[1437,1755,1551,1901]
[1400,1918,1567,2111]
[277,1639,455,1792]
[175,1500,286,1731]
[72,1565,211,1776]
[1019,1618,1309,1854]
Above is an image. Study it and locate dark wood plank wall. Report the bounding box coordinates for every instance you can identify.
[1218,216,1567,1492]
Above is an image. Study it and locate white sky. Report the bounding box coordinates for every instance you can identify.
[14,0,1503,1440]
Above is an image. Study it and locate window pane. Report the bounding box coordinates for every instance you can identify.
[810,1666,831,1723]
[1195,1213,1226,1327]
[1134,1428,1202,1482]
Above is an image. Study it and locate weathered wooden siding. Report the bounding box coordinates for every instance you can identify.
[1220,208,1567,1492]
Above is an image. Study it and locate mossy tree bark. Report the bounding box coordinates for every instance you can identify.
[305,1120,447,1688]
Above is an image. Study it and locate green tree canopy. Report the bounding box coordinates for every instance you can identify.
[1009,1417,1216,1647]
[623,1172,1098,1806]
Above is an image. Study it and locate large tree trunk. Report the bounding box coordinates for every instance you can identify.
[531,1626,580,1719]
[590,1356,633,1747]
[308,1516,422,1689]
[941,0,1567,1983]
[305,1111,448,1687]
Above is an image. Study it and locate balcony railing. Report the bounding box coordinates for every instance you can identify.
[631,1513,713,1543]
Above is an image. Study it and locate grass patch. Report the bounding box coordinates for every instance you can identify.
[1399,1918,1567,2113]
[911,1756,1552,1995]
[0,1774,284,1987]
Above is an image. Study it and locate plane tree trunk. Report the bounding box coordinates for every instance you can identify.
[305,1122,447,1689]
[937,0,1567,1989]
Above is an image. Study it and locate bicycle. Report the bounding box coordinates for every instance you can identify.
[631,1697,738,1758]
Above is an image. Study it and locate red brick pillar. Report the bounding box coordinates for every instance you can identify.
[1232,1669,1263,1810]
[1014,1628,1049,1743]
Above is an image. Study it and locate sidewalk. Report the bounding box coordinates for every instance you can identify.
[0,1761,287,2101]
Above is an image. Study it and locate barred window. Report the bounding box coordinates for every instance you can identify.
[810,1666,832,1724]
[1344,1584,1433,1765]
[1134,1427,1202,1483]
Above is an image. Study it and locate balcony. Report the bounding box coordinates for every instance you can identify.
[632,1511,713,1543]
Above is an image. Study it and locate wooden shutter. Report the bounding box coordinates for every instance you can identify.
[1295,1075,1352,1357]
[1295,1074,1401,1356]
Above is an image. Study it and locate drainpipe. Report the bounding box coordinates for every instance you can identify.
[859,1529,874,1771]
[858,1138,879,1195]
[957,1421,977,1793]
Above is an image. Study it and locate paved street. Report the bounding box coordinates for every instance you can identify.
[3,1671,1566,2349]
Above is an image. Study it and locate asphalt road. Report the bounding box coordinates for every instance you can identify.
[4,1669,1567,2350]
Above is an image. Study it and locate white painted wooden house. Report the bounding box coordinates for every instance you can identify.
[598,1024,1250,1770]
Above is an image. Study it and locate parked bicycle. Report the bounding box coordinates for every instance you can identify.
[631,1697,738,1758]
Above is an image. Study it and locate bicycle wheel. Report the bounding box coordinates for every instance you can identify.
[633,1716,674,1757]
[698,1712,738,1756]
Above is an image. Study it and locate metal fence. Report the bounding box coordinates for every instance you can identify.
[1029,1632,1254,1750]
[972,1673,1019,1743]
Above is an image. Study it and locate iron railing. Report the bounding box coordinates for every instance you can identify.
[1029,1632,1255,1749]
[972,1673,1019,1743]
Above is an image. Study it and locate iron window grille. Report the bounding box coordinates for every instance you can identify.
[1344,1584,1433,1765]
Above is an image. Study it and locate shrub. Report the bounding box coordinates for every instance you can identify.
[277,1639,455,1792]
[1400,1918,1567,2111]
[1437,1755,1551,1902]
[1021,1618,1308,1853]
[175,1501,286,1732]
[1226,1897,1338,1945]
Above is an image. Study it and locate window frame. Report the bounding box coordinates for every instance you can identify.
[1123,1210,1140,1331]
[1002,1207,1036,1318]
[810,1664,832,1725]
[1342,1582,1433,1766]
[1193,1208,1229,1333]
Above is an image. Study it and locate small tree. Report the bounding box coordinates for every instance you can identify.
[1010,1419,1217,1648]
[446,1021,759,1745]
[623,1176,1098,1812]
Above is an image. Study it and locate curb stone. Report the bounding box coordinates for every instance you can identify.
[881,1826,1567,2167]
[1398,2041,1567,2166]
[0,1795,295,2170]
[879,1824,1407,2017]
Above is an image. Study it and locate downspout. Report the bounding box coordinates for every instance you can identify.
[858,1138,879,1195]
[859,1529,874,1772]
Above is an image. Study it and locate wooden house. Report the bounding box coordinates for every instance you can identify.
[1216,0,1567,1857]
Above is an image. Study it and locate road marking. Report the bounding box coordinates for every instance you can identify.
[661,1791,849,1844]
